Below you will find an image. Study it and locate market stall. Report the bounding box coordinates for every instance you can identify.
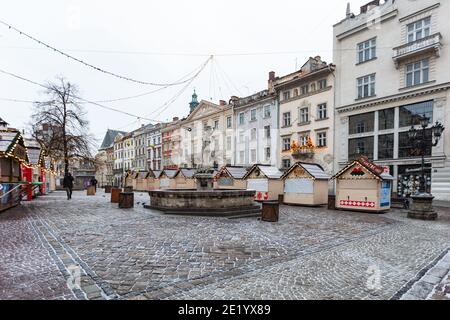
[158,169,178,190]
[125,171,137,188]
[214,166,247,190]
[134,171,149,191]
[333,156,393,213]
[173,169,196,189]
[148,170,161,190]
[281,162,330,206]
[243,165,283,201]
[0,128,28,211]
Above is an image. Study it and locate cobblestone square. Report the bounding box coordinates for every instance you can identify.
[1,190,449,300]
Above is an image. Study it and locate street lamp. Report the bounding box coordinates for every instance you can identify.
[407,114,445,220]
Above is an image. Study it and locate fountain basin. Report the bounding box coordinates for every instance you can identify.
[145,189,261,217]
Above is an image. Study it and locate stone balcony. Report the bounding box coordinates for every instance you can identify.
[393,33,442,68]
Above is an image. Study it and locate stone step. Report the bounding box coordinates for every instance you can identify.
[227,213,262,220]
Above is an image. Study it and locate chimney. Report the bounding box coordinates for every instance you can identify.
[219,100,227,106]
[268,71,276,81]
[360,0,380,14]
[173,117,179,122]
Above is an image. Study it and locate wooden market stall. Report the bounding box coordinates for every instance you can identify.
[125,171,137,188]
[243,165,284,201]
[0,127,28,211]
[333,156,393,213]
[25,139,46,195]
[148,170,161,190]
[134,171,150,191]
[158,169,178,190]
[281,162,330,206]
[173,168,196,189]
[214,166,247,190]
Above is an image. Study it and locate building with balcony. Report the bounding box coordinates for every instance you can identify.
[274,56,336,175]
[161,117,183,170]
[333,0,450,200]
[146,123,162,171]
[233,73,278,168]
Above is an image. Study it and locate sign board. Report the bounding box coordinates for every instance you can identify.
[247,179,268,192]
[380,181,391,207]
[284,179,314,194]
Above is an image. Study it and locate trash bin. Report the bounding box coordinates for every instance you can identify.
[87,185,96,196]
[105,186,112,194]
[111,188,122,203]
[261,201,279,222]
[328,195,336,210]
[119,192,134,209]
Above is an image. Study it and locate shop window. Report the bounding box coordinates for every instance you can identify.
[378,108,395,130]
[378,134,394,160]
[399,101,433,128]
[397,164,431,198]
[349,112,374,134]
[348,136,374,160]
[398,130,432,158]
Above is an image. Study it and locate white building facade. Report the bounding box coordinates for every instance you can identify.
[333,0,450,200]
[147,123,162,171]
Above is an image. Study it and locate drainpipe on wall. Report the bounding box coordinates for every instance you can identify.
[330,64,337,195]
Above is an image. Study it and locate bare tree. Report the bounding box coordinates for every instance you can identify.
[31,77,94,175]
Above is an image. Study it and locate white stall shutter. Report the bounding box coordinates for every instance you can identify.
[284,179,314,194]
[247,179,269,192]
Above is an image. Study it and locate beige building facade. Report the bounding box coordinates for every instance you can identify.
[333,0,450,200]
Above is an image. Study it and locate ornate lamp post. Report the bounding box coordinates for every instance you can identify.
[407,115,445,220]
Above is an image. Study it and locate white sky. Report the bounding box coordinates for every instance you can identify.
[0,0,370,148]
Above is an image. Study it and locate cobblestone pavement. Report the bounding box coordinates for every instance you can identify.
[0,190,449,300]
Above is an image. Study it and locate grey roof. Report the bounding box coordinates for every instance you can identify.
[301,163,330,180]
[0,117,9,126]
[244,165,283,179]
[223,166,247,179]
[162,169,178,178]
[0,130,20,153]
[99,129,126,150]
[153,170,162,178]
[179,169,196,178]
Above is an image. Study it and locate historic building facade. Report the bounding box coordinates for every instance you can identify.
[233,73,278,167]
[333,0,450,200]
[161,117,183,170]
[146,123,162,171]
[274,56,336,174]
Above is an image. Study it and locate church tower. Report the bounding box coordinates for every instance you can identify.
[189,90,199,113]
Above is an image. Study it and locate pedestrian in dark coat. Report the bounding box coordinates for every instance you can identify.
[90,177,98,192]
[63,173,74,200]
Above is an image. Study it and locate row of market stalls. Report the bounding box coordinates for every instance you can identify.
[0,124,57,212]
[123,156,394,213]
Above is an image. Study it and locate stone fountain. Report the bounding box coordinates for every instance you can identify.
[145,167,260,217]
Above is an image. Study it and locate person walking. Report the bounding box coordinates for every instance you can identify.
[63,172,74,200]
[90,177,98,193]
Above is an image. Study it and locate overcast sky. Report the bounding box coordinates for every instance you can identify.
[0,0,370,148]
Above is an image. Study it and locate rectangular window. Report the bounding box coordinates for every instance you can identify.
[283,112,291,127]
[301,85,309,95]
[357,38,376,63]
[264,105,271,118]
[226,136,231,151]
[318,79,327,90]
[348,136,374,160]
[299,133,309,146]
[251,149,257,163]
[239,112,245,125]
[317,103,327,120]
[378,108,395,130]
[357,74,376,99]
[213,119,219,129]
[283,91,291,101]
[239,131,245,143]
[250,109,257,121]
[265,147,271,160]
[349,112,375,134]
[407,17,431,43]
[399,101,433,128]
[378,134,394,160]
[282,137,291,151]
[300,108,309,123]
[399,130,432,158]
[406,59,429,87]
[226,116,232,128]
[264,125,271,138]
[251,128,257,140]
[317,132,327,147]
[282,159,291,169]
[239,151,245,164]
